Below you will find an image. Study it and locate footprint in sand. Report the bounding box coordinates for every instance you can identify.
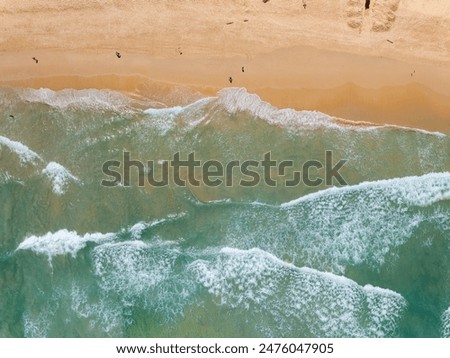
[346,0,400,32]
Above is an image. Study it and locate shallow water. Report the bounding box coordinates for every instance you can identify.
[0,87,449,337]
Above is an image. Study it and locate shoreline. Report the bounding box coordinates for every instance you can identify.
[1,0,450,133]
[1,47,449,133]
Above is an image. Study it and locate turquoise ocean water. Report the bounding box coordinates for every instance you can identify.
[0,86,449,337]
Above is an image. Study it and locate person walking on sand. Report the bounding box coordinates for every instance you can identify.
[115,51,121,58]
[32,57,38,64]
[229,77,233,84]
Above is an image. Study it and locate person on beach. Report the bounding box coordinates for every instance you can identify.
[32,57,38,64]
[229,77,233,83]
[115,51,121,58]
[242,66,245,73]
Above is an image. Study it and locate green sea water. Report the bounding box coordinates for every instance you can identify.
[0,87,449,337]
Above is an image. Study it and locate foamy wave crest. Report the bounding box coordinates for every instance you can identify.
[217,88,337,129]
[127,212,187,240]
[282,172,450,208]
[189,247,406,337]
[16,213,187,263]
[142,97,213,135]
[16,229,116,261]
[0,135,42,164]
[144,106,185,116]
[129,222,151,240]
[142,106,183,136]
[442,308,450,337]
[18,88,132,110]
[42,162,80,195]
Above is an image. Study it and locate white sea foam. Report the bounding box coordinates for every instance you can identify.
[127,212,187,240]
[144,106,185,116]
[442,308,450,338]
[42,162,80,195]
[16,214,186,264]
[18,88,132,110]
[142,97,213,135]
[128,219,166,240]
[93,241,178,293]
[189,247,406,337]
[379,124,447,138]
[16,229,116,261]
[0,135,42,164]
[281,172,450,208]
[144,97,213,116]
[129,222,149,240]
[92,239,194,321]
[70,285,124,336]
[218,87,336,129]
[141,106,182,135]
[0,171,24,185]
[23,311,51,338]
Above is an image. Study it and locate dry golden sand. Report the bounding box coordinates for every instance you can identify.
[0,0,450,132]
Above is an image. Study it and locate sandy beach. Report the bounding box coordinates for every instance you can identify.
[1,0,450,132]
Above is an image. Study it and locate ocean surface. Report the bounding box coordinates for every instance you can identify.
[0,86,449,338]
